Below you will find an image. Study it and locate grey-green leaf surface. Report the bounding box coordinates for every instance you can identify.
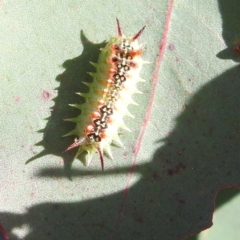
[1,1,240,240]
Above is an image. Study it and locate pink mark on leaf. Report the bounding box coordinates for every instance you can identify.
[146,19,152,25]
[123,152,128,157]
[42,90,53,101]
[168,43,175,51]
[14,96,21,103]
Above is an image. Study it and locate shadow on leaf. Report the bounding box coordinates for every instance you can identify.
[216,0,240,61]
[26,31,106,176]
[1,64,238,239]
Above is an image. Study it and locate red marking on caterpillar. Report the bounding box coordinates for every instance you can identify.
[64,19,146,170]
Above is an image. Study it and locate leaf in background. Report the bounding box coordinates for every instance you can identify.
[189,188,240,240]
[0,0,240,240]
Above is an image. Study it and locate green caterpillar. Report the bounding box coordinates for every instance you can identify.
[64,19,146,170]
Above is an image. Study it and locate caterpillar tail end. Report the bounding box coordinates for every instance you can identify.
[64,137,86,153]
[64,137,105,171]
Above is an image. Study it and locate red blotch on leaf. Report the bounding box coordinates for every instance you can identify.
[14,96,21,103]
[168,163,186,175]
[42,90,53,101]
[168,43,175,51]
[234,43,240,55]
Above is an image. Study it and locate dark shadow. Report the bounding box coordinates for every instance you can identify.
[26,31,106,177]
[2,60,240,239]
[217,0,240,61]
[188,1,240,239]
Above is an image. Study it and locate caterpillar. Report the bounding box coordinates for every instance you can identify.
[64,19,146,170]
